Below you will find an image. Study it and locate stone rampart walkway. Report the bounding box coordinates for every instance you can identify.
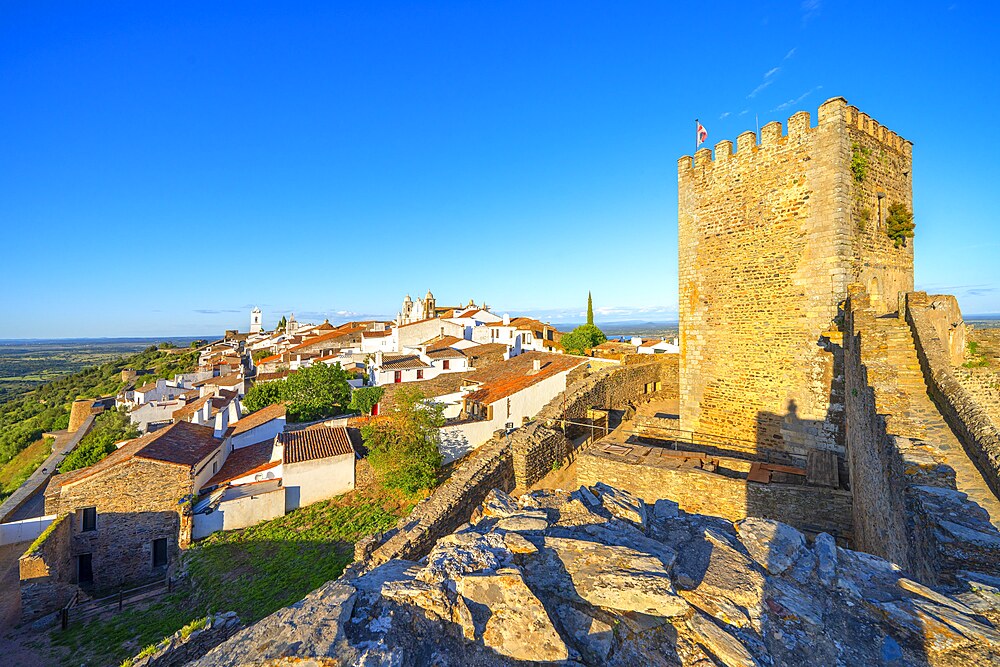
[0,415,95,523]
[873,316,1000,529]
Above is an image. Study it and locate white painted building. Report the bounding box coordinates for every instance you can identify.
[436,351,589,462]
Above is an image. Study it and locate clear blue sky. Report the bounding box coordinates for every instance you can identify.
[2,1,998,338]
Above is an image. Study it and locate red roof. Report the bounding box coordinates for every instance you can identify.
[204,438,279,488]
[229,403,286,436]
[280,427,355,464]
[47,421,222,494]
[463,352,586,406]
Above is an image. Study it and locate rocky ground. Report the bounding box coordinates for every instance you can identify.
[189,483,1000,666]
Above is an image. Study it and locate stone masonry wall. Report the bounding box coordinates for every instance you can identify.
[359,359,678,566]
[843,289,918,574]
[19,513,76,622]
[678,97,912,459]
[127,612,242,667]
[576,448,852,538]
[844,288,1000,585]
[511,358,677,489]
[45,458,193,591]
[359,434,514,568]
[907,291,1000,498]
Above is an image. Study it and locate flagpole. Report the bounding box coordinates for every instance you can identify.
[695,118,699,153]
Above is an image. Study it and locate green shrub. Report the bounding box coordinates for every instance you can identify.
[349,386,384,416]
[885,202,915,248]
[851,142,870,183]
[242,381,283,413]
[363,387,444,493]
[560,324,608,355]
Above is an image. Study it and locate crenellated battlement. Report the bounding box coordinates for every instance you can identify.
[678,97,911,173]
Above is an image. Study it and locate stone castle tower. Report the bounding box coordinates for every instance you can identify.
[677,97,913,457]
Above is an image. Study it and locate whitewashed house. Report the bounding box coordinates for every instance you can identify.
[631,337,680,354]
[437,351,589,462]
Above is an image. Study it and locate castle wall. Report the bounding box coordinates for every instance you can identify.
[19,514,76,621]
[576,446,853,538]
[677,97,912,457]
[844,106,914,312]
[845,288,1000,584]
[906,292,1000,498]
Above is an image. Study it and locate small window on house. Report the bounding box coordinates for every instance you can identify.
[417,369,424,380]
[212,461,218,474]
[442,360,450,370]
[81,507,97,532]
[152,538,168,568]
[394,371,402,383]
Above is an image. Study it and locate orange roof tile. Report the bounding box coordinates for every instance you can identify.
[280,427,355,463]
[229,403,286,436]
[463,352,586,406]
[204,438,279,488]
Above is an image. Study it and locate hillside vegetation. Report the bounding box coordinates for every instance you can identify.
[50,487,416,667]
[0,344,200,474]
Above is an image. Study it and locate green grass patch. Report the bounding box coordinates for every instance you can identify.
[51,487,417,667]
[0,436,51,501]
[964,340,991,368]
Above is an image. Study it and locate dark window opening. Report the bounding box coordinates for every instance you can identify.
[78,553,93,584]
[416,369,424,380]
[152,538,168,568]
[81,507,97,532]
[442,360,450,370]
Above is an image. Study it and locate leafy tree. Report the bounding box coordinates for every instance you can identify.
[362,386,444,494]
[243,381,284,413]
[560,324,607,355]
[885,202,915,248]
[281,363,350,422]
[587,291,594,326]
[59,408,139,473]
[251,349,274,363]
[349,386,384,416]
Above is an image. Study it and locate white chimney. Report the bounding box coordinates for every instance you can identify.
[201,400,212,423]
[503,313,510,326]
[214,408,229,440]
[228,400,241,423]
[532,359,542,371]
[375,351,384,367]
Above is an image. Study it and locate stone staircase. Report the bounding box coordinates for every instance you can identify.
[869,315,1000,529]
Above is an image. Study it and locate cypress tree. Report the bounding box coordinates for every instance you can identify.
[587,291,594,326]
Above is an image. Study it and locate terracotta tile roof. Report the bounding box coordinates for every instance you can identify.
[289,327,363,352]
[47,421,223,494]
[257,370,292,382]
[229,403,286,436]
[172,394,211,422]
[462,343,509,359]
[280,427,355,464]
[256,354,281,365]
[398,317,436,329]
[363,330,392,338]
[380,354,431,370]
[427,347,466,360]
[203,438,279,488]
[135,382,157,393]
[194,373,243,388]
[422,334,463,348]
[463,352,587,406]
